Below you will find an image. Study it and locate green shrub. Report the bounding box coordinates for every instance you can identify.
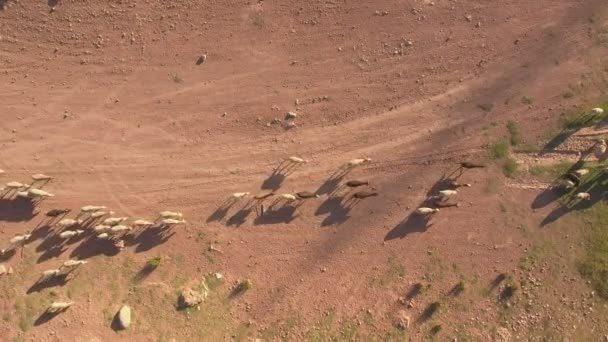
[489,141,509,160]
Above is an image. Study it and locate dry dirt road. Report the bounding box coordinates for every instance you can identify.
[1,0,608,340]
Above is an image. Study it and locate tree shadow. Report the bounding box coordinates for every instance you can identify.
[417,302,440,323]
[447,283,464,297]
[385,213,433,241]
[27,274,69,294]
[253,205,298,225]
[0,197,37,222]
[489,273,507,292]
[34,310,63,327]
[405,283,424,301]
[133,263,158,283]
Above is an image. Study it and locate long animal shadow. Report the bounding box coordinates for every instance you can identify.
[315,196,344,216]
[254,205,298,225]
[531,159,586,210]
[37,245,67,263]
[36,234,63,253]
[226,207,254,227]
[540,171,608,227]
[261,161,300,191]
[0,249,16,262]
[70,237,120,260]
[27,274,69,294]
[207,199,240,223]
[0,197,37,222]
[34,311,63,327]
[319,197,352,227]
[316,169,349,196]
[130,226,175,253]
[385,213,432,241]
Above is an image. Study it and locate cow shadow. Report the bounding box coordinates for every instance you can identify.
[226,207,254,227]
[129,226,176,253]
[385,213,433,241]
[254,205,298,225]
[0,197,37,222]
[27,274,69,294]
[70,237,120,260]
[541,171,608,227]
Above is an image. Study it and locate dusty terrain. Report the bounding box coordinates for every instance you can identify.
[2,0,608,340]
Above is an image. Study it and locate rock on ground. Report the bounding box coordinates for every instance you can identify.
[118,305,131,329]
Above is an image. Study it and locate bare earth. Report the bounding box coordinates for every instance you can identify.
[2,0,608,340]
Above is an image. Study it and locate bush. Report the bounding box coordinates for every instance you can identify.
[489,141,509,160]
[506,121,522,146]
[503,158,518,177]
[146,257,161,270]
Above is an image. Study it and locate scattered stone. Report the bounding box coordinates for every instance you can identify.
[179,286,208,308]
[475,22,482,28]
[465,14,473,22]
[295,99,300,106]
[285,111,297,120]
[117,305,131,329]
[394,310,411,330]
[284,122,297,130]
[196,54,207,65]
[496,327,511,341]
[0,264,6,275]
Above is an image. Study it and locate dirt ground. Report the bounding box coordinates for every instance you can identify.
[2,0,608,340]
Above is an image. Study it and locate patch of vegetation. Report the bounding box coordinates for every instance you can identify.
[514,143,540,153]
[195,231,206,242]
[562,90,575,99]
[251,12,265,27]
[235,279,253,293]
[430,324,442,335]
[528,161,573,179]
[502,158,518,178]
[260,316,300,341]
[147,256,162,270]
[172,73,184,84]
[559,106,608,130]
[453,281,465,296]
[521,96,534,105]
[204,273,223,291]
[519,243,551,272]
[370,256,405,287]
[489,141,509,160]
[478,103,494,112]
[506,120,522,146]
[577,200,608,299]
[304,311,361,341]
